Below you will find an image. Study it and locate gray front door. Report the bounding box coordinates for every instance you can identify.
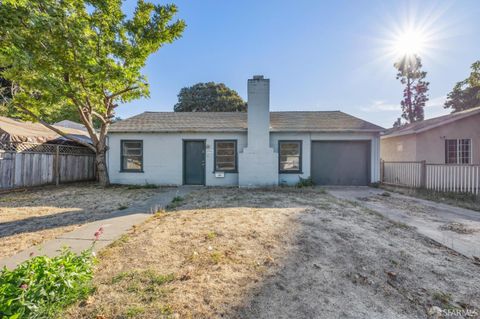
[311,141,370,186]
[183,140,206,185]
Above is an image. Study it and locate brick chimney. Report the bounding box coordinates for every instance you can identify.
[238,75,278,186]
[247,75,270,149]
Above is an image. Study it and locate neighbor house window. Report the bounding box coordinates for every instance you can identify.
[279,141,302,173]
[121,140,143,172]
[214,140,237,172]
[445,139,471,164]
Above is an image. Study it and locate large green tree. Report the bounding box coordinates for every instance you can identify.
[394,55,429,125]
[174,82,246,112]
[0,0,185,185]
[444,60,480,113]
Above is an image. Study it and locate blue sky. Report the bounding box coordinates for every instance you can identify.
[118,0,480,128]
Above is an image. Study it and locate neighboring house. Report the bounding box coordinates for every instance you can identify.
[107,76,384,187]
[381,106,480,164]
[0,116,91,145]
[54,120,88,132]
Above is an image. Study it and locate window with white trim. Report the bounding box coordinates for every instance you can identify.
[445,139,471,164]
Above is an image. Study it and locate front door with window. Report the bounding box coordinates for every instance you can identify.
[183,140,206,185]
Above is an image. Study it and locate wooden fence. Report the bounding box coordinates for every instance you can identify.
[0,142,96,190]
[381,160,480,195]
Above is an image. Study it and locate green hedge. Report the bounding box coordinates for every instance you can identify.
[0,248,96,319]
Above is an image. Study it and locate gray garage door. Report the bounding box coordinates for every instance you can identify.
[311,141,370,186]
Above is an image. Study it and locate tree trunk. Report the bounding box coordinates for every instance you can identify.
[95,143,110,187]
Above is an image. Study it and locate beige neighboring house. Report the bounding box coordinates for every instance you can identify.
[381,106,480,164]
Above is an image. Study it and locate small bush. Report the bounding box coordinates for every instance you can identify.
[0,248,96,318]
[171,196,184,203]
[166,196,184,210]
[127,183,159,190]
[296,176,315,188]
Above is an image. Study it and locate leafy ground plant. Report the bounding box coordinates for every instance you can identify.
[296,176,315,188]
[0,248,97,318]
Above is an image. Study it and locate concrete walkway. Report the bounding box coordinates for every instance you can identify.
[0,186,196,269]
[328,187,480,259]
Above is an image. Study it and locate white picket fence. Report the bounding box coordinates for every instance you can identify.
[383,161,424,188]
[426,164,480,194]
[381,161,480,195]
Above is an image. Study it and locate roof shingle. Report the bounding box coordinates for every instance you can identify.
[109,111,384,133]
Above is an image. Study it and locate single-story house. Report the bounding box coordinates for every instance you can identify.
[381,106,480,165]
[107,76,384,187]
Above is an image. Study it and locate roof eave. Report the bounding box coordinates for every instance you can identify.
[382,108,480,139]
[109,128,384,134]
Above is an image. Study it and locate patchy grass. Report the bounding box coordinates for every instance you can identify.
[65,188,480,318]
[0,183,168,258]
[381,185,480,212]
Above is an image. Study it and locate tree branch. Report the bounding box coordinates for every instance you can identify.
[107,86,139,100]
[92,110,107,124]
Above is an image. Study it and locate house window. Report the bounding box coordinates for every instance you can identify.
[121,140,143,172]
[214,140,237,172]
[279,140,302,173]
[445,139,471,164]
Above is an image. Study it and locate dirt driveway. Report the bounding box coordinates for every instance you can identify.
[328,187,480,259]
[66,188,480,319]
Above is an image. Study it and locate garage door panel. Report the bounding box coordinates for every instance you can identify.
[311,141,370,186]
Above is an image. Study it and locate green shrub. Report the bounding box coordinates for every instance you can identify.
[0,248,96,318]
[166,196,184,210]
[127,183,159,190]
[296,176,315,188]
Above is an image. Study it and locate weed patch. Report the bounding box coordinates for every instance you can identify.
[166,196,184,210]
[127,183,159,190]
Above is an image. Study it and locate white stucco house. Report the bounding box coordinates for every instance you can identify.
[107,76,384,187]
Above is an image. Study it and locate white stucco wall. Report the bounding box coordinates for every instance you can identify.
[107,132,247,186]
[107,131,381,186]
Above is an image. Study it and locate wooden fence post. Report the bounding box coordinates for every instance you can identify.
[54,145,60,186]
[420,160,426,188]
[380,159,385,183]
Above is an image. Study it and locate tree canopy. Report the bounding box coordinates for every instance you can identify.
[444,60,480,113]
[0,0,185,185]
[394,55,429,125]
[174,82,246,112]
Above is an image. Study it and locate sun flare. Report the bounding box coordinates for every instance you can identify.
[392,28,427,57]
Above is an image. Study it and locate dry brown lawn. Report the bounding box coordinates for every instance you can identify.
[65,188,480,319]
[0,183,166,258]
